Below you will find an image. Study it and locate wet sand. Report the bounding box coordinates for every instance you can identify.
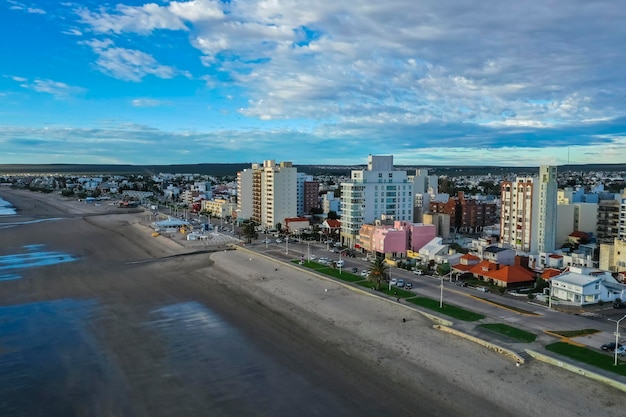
[0,188,624,417]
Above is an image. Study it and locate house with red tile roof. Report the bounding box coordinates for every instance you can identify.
[458,257,536,288]
[451,253,480,274]
[467,260,535,288]
[541,268,562,280]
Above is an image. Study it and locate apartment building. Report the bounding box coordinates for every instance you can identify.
[500,166,557,254]
[429,191,497,233]
[237,160,297,230]
[597,199,620,243]
[340,155,414,249]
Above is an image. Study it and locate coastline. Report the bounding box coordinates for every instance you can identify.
[1,188,625,416]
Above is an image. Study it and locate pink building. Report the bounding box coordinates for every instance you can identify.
[358,221,437,258]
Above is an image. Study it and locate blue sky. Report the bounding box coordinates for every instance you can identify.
[1,0,625,167]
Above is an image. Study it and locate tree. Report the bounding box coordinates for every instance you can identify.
[367,258,389,291]
[327,210,339,220]
[241,222,258,244]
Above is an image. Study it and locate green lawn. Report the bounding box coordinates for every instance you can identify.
[545,342,626,376]
[406,297,485,321]
[478,323,537,343]
[356,281,415,298]
[295,260,364,282]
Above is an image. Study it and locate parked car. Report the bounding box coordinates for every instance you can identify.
[361,270,369,277]
[275,239,282,243]
[262,238,272,243]
[601,342,623,351]
[405,282,413,289]
[616,346,626,355]
[336,260,345,267]
[309,254,316,260]
[455,281,467,287]
[351,267,358,273]
[318,257,329,264]
[413,269,423,275]
[614,301,626,309]
[476,286,490,293]
[390,278,398,286]
[396,279,405,288]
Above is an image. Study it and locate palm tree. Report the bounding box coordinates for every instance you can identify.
[241,222,258,244]
[367,258,389,291]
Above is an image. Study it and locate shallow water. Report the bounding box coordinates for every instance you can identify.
[0,244,77,280]
[0,197,16,215]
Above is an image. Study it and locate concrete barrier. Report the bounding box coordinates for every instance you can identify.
[525,349,626,393]
[434,324,525,364]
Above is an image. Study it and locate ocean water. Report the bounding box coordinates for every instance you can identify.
[0,197,16,215]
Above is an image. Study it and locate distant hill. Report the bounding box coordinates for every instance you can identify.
[1,163,625,177]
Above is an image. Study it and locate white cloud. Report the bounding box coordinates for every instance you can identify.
[131,98,167,107]
[10,76,85,97]
[62,28,83,36]
[83,39,189,81]
[76,0,224,34]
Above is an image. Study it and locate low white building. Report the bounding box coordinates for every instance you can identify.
[550,266,626,306]
[418,237,449,265]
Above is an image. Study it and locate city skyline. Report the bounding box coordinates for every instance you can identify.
[1,0,625,166]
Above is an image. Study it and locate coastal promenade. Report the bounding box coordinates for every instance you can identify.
[1,188,625,417]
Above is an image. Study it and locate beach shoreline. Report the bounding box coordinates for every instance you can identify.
[1,188,625,417]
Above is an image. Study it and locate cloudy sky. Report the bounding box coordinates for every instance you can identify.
[1,0,624,167]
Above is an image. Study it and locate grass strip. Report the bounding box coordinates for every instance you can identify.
[295,260,364,282]
[545,342,626,376]
[478,323,537,343]
[406,297,485,321]
[356,281,415,298]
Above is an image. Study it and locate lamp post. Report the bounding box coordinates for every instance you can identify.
[307,240,311,262]
[609,315,626,366]
[265,229,269,249]
[439,274,444,308]
[286,234,289,255]
[548,280,553,309]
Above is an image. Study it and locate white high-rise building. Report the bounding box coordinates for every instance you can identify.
[500,166,557,254]
[340,155,414,248]
[237,160,297,230]
[537,165,558,252]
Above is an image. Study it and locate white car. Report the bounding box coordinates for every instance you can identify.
[275,239,282,243]
[309,254,317,260]
[390,278,398,286]
[413,269,423,275]
[616,345,626,355]
[262,238,272,244]
[336,260,345,267]
[361,270,369,277]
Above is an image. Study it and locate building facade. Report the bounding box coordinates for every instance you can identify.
[340,155,414,248]
[500,166,557,254]
[237,160,297,230]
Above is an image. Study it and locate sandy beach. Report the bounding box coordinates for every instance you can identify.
[0,188,624,417]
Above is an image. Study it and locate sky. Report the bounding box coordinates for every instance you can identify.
[0,0,625,167]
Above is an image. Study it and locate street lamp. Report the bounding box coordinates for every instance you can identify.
[306,240,310,261]
[265,229,269,249]
[609,314,626,366]
[286,233,289,255]
[439,274,444,308]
